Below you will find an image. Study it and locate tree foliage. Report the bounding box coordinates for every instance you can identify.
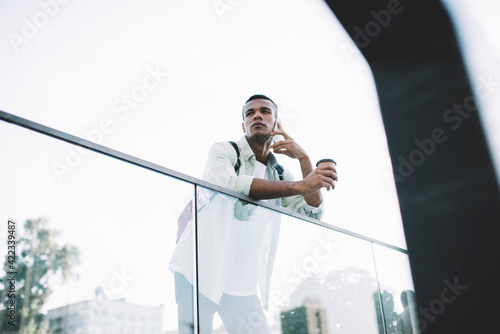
[1,218,80,333]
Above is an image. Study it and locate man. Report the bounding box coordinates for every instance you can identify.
[397,290,418,334]
[170,94,337,334]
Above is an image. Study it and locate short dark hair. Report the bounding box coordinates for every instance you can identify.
[242,94,278,119]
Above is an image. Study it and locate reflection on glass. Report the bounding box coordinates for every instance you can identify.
[176,184,386,334]
[0,122,193,333]
[396,290,418,334]
[171,187,281,333]
[272,216,381,334]
[372,244,420,334]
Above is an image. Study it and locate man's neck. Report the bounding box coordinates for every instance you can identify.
[246,136,272,165]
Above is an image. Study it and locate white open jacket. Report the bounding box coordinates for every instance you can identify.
[169,137,324,309]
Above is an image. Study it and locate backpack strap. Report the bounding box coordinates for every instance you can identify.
[267,152,284,181]
[228,141,283,180]
[274,164,284,181]
[176,141,281,244]
[228,141,241,173]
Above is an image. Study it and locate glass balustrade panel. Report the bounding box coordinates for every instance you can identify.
[194,187,385,334]
[0,121,194,333]
[372,244,420,334]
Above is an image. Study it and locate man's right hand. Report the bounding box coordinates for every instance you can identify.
[298,165,338,195]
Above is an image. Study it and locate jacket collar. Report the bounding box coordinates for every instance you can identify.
[238,136,255,162]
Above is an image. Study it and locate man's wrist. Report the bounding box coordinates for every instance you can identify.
[299,155,312,169]
[298,154,310,164]
[298,155,314,180]
[293,180,306,196]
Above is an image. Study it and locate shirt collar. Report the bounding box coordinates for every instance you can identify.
[237,136,280,168]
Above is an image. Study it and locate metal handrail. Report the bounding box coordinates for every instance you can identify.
[0,109,408,254]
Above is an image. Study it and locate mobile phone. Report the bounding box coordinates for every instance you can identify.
[272,121,285,143]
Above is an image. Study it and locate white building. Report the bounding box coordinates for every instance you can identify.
[47,288,163,334]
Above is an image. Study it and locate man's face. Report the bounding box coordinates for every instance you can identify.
[242,99,277,141]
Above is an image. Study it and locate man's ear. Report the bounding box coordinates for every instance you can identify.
[242,122,246,133]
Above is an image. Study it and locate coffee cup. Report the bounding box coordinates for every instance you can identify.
[316,158,337,169]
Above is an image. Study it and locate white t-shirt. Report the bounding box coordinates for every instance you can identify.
[222,161,269,296]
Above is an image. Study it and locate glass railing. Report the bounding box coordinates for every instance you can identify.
[0,110,419,334]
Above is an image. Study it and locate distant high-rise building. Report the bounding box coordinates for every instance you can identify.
[281,299,327,334]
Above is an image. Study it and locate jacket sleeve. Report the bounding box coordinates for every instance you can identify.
[202,142,254,196]
[279,167,325,220]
